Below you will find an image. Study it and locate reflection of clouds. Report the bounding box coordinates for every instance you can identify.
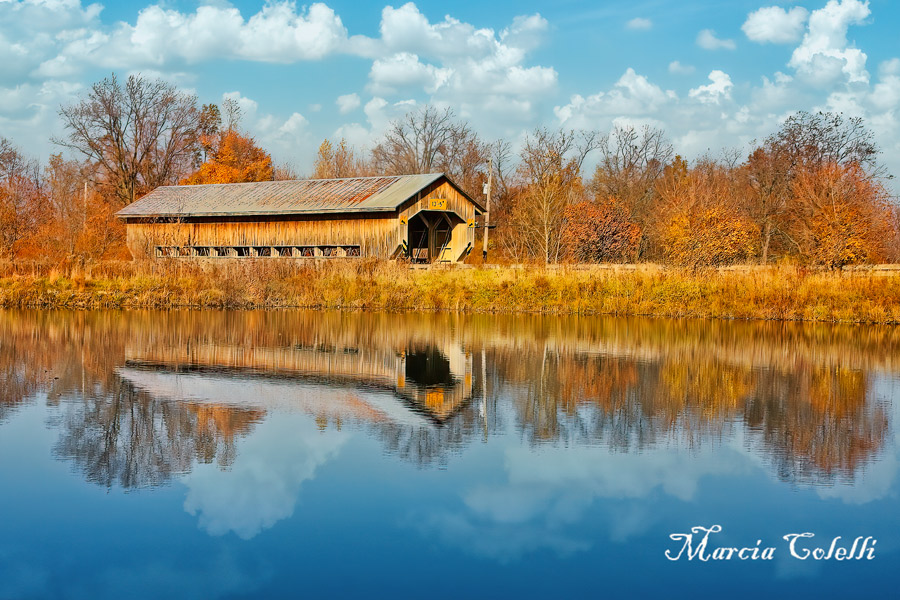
[500,442,751,503]
[182,414,346,540]
[417,512,591,564]
[94,551,269,600]
[419,440,757,562]
[0,547,266,600]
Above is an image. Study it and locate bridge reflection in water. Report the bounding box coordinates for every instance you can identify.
[119,338,474,428]
[1,310,897,488]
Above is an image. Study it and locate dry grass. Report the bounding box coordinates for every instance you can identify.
[1,259,900,323]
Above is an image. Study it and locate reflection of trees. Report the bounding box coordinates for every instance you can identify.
[0,309,895,484]
[51,378,264,488]
[0,310,126,423]
[745,366,888,484]
[489,346,887,484]
[0,311,265,489]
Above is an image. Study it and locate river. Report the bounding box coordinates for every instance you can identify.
[1,310,898,597]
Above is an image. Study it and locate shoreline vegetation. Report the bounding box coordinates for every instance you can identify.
[3,260,900,324]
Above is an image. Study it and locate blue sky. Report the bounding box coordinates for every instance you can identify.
[2,0,899,178]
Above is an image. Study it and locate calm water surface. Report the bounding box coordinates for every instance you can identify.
[1,310,898,598]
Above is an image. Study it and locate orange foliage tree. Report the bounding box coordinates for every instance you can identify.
[563,198,640,263]
[312,138,370,179]
[182,130,273,185]
[0,138,45,258]
[656,157,758,268]
[788,162,893,268]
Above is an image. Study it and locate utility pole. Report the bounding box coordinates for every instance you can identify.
[483,157,492,261]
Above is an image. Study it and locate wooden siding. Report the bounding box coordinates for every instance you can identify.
[125,213,400,259]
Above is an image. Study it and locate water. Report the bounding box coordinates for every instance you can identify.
[1,310,898,598]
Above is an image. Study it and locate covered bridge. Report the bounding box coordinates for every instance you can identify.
[116,173,484,263]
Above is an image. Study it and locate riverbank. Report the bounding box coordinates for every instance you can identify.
[1,261,900,323]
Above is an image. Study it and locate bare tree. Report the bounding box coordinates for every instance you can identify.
[507,128,599,263]
[591,125,673,259]
[769,111,884,177]
[371,105,487,197]
[55,73,200,205]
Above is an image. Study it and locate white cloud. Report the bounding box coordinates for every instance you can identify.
[696,28,736,50]
[37,2,350,74]
[668,60,696,75]
[689,70,734,104]
[220,91,313,169]
[333,96,419,149]
[626,18,652,31]
[554,68,675,129]
[183,414,346,540]
[743,6,810,44]
[368,51,452,95]
[788,0,870,85]
[363,4,556,127]
[336,92,361,114]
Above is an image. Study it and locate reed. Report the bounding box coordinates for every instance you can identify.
[1,260,900,323]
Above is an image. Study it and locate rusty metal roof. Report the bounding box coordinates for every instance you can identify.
[116,173,481,219]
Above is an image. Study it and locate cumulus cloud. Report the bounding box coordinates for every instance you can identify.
[35,2,349,74]
[626,18,652,31]
[554,68,675,129]
[336,92,361,114]
[368,51,452,95]
[668,60,696,75]
[333,96,418,149]
[743,6,810,44]
[696,28,736,50]
[788,0,870,85]
[219,91,313,169]
[0,0,102,81]
[363,4,557,125]
[689,70,734,104]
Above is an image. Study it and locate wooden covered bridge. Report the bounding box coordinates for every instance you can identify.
[116,173,484,263]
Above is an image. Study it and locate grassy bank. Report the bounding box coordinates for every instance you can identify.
[1,261,900,323]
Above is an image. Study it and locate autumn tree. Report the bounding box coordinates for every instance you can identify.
[181,130,274,185]
[197,103,221,163]
[56,73,200,205]
[740,111,891,265]
[742,144,791,264]
[504,128,598,263]
[39,155,126,260]
[591,125,672,258]
[43,154,90,256]
[0,137,44,257]
[371,105,487,197]
[787,162,892,268]
[312,138,370,179]
[564,198,640,263]
[770,111,882,175]
[656,157,758,268]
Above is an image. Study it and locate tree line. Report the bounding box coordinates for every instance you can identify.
[1,72,897,267]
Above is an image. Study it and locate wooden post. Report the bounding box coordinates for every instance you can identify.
[483,157,492,261]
